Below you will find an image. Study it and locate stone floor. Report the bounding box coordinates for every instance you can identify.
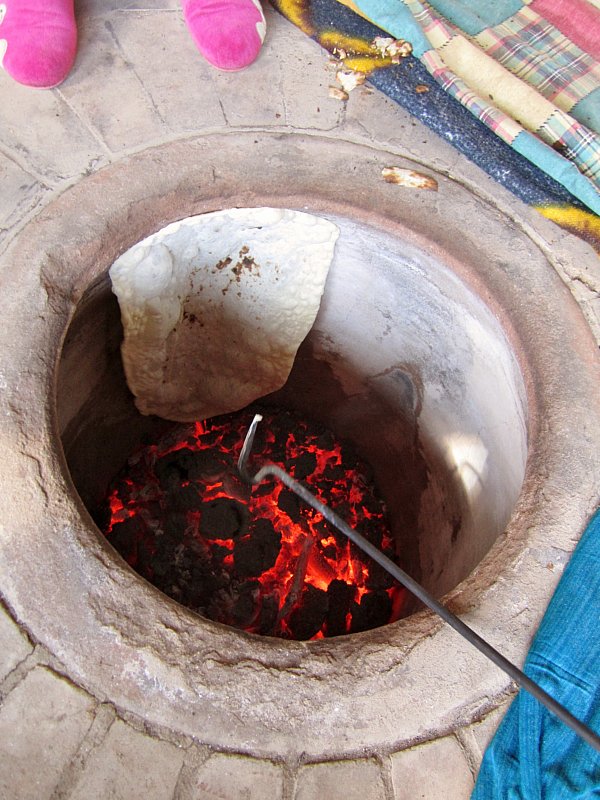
[1,1,599,799]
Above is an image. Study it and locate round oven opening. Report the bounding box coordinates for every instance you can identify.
[57,210,528,639]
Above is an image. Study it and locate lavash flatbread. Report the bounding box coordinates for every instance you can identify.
[109,207,339,421]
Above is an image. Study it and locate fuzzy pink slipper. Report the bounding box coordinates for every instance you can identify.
[182,0,266,71]
[0,0,77,88]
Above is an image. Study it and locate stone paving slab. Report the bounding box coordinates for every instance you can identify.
[184,753,284,800]
[0,154,48,242]
[67,718,185,800]
[0,604,32,681]
[0,667,96,800]
[57,14,170,152]
[209,7,288,127]
[277,21,345,131]
[390,736,475,800]
[0,75,105,183]
[79,0,179,12]
[463,699,514,762]
[109,11,227,134]
[295,759,387,800]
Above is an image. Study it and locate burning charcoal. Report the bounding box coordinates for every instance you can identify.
[361,518,384,549]
[210,543,232,566]
[232,580,259,627]
[317,430,335,450]
[232,592,255,627]
[365,554,395,590]
[179,556,223,608]
[220,473,252,505]
[100,405,399,640]
[144,499,164,520]
[289,451,317,480]
[107,516,141,560]
[247,423,269,453]
[185,570,217,608]
[277,489,302,523]
[322,544,337,560]
[163,511,188,539]
[362,463,375,485]
[332,500,351,519]
[151,546,175,578]
[234,519,281,578]
[324,463,345,482]
[258,594,279,635]
[275,535,312,625]
[231,581,258,629]
[153,527,189,575]
[253,479,278,497]
[184,450,228,483]
[200,498,249,539]
[287,584,329,640]
[165,482,201,513]
[221,428,244,450]
[155,450,193,488]
[362,494,385,520]
[326,579,355,637]
[207,588,235,623]
[350,590,392,633]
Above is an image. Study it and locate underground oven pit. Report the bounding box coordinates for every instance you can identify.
[2,132,598,760]
[58,211,528,640]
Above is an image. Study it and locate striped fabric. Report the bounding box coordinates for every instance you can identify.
[421,49,524,143]
[332,0,600,212]
[409,0,600,193]
[541,110,600,183]
[476,7,600,113]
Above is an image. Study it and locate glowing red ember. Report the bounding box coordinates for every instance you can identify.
[100,408,406,639]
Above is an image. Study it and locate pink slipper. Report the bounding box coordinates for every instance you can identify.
[0,0,77,88]
[182,0,266,72]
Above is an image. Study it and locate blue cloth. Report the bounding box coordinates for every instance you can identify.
[472,509,600,798]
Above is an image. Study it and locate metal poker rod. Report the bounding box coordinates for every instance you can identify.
[238,413,600,753]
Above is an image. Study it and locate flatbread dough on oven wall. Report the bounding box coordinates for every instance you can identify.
[109,208,339,421]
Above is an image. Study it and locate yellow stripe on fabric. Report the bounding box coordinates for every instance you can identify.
[438,34,558,130]
[318,31,394,73]
[536,205,600,252]
[275,0,315,34]
[320,30,379,54]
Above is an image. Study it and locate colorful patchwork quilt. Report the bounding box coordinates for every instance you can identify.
[271,0,600,251]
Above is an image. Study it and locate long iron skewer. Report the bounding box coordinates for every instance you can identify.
[238,413,600,753]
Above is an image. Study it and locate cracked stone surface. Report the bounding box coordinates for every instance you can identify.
[0,604,32,681]
[0,667,96,800]
[0,0,598,798]
[295,760,387,800]
[67,719,185,800]
[188,754,285,800]
[390,736,475,799]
